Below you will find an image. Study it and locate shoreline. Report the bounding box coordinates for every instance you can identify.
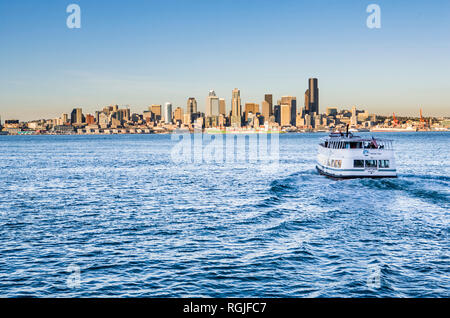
[0,130,448,136]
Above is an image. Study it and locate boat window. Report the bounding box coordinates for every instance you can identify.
[354,160,364,168]
[378,160,390,168]
[365,160,377,168]
[350,142,362,149]
[324,141,328,148]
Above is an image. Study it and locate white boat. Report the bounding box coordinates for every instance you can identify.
[316,129,397,179]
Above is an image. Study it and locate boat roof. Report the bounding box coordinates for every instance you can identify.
[324,133,393,142]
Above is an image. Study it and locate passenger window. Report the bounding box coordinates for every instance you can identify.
[365,160,377,168]
[354,160,364,168]
[378,160,390,168]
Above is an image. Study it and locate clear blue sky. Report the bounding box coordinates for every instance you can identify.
[0,0,449,121]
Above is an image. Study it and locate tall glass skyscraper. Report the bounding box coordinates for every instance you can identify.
[163,102,172,124]
[306,78,319,115]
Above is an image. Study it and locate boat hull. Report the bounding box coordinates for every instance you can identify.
[316,164,397,179]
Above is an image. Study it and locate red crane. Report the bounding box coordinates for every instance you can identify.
[392,113,399,126]
[420,108,426,128]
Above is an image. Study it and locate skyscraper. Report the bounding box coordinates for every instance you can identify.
[304,89,310,113]
[70,108,83,125]
[306,78,319,115]
[163,102,173,124]
[264,94,273,109]
[244,103,259,122]
[280,104,291,127]
[231,88,242,127]
[280,96,297,126]
[262,94,273,122]
[206,90,220,117]
[61,113,69,124]
[174,107,183,123]
[219,98,226,116]
[273,105,281,125]
[187,97,197,115]
[151,104,162,122]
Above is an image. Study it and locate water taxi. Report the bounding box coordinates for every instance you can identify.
[316,128,397,178]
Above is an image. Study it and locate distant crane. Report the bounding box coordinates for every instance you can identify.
[392,113,399,126]
[419,108,427,129]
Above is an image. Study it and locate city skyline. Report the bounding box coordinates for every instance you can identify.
[1,0,450,120]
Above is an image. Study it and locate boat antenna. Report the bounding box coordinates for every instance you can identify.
[346,124,349,137]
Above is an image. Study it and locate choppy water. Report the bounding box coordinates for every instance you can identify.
[0,132,448,297]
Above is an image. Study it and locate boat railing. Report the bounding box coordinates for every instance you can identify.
[320,138,394,150]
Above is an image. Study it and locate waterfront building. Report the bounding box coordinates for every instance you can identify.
[351,106,358,126]
[52,125,75,134]
[119,108,131,122]
[163,102,173,124]
[358,110,370,122]
[85,114,95,125]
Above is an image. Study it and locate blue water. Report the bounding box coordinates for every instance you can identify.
[0,132,448,297]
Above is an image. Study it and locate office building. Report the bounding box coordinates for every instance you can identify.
[231,88,242,127]
[70,108,83,125]
[163,102,173,124]
[187,97,197,115]
[151,105,162,122]
[326,107,338,116]
[280,96,297,126]
[206,90,220,117]
[85,114,95,125]
[280,104,291,127]
[273,105,281,125]
[305,78,319,115]
[219,98,226,116]
[174,107,183,123]
[244,103,259,122]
